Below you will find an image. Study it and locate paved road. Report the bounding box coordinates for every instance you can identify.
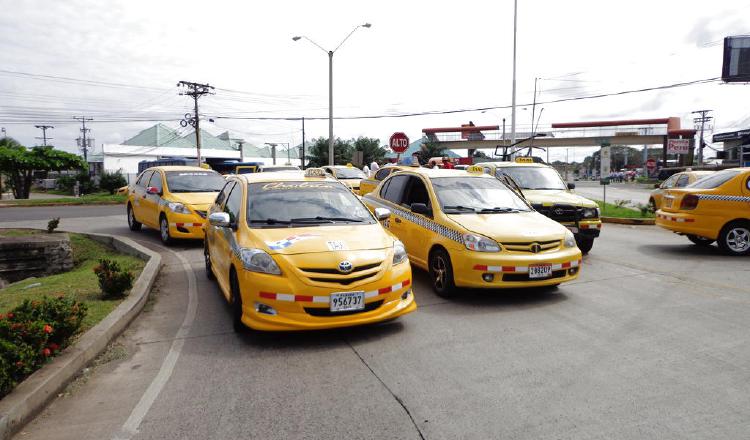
[3,209,750,439]
[573,181,653,206]
[0,204,123,221]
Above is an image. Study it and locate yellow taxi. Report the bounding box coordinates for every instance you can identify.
[359,165,411,196]
[322,165,367,194]
[655,168,750,255]
[126,166,226,245]
[362,166,582,296]
[203,168,416,332]
[476,158,602,253]
[649,170,714,210]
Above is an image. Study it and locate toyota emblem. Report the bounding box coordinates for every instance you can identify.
[553,208,564,216]
[338,261,353,273]
[530,243,541,253]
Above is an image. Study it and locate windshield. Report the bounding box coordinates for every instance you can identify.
[431,177,531,213]
[164,171,226,193]
[333,168,366,179]
[688,170,741,189]
[496,167,566,190]
[246,181,375,227]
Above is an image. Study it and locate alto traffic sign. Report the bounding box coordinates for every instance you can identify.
[389,132,410,154]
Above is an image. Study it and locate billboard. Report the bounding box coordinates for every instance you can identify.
[722,36,750,83]
[600,146,611,177]
[667,139,691,155]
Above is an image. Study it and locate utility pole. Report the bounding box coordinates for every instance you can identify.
[34,125,54,146]
[692,109,712,165]
[237,139,245,162]
[510,0,518,147]
[301,117,306,170]
[73,116,93,163]
[178,81,215,165]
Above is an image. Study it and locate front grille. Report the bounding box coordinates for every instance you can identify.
[502,270,567,282]
[300,262,380,275]
[500,240,561,253]
[298,261,384,286]
[195,210,207,219]
[532,204,580,223]
[309,273,373,285]
[304,300,384,317]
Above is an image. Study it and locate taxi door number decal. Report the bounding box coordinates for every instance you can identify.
[326,240,348,251]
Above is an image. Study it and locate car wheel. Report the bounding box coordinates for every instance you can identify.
[204,241,215,280]
[648,198,657,213]
[575,235,595,254]
[159,215,173,246]
[429,248,456,297]
[127,204,142,231]
[230,269,246,332]
[717,221,750,256]
[687,234,715,247]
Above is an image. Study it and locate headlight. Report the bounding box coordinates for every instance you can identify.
[463,233,501,252]
[582,207,599,218]
[167,202,190,214]
[393,240,408,265]
[564,231,576,248]
[239,248,281,275]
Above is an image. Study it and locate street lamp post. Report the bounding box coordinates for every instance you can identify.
[293,23,371,166]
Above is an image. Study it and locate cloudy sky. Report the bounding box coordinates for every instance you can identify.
[1,0,749,162]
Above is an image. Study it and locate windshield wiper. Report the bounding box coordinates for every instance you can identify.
[479,207,521,213]
[249,218,292,225]
[528,187,564,190]
[442,205,476,212]
[290,216,364,223]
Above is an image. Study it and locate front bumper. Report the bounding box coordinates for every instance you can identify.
[655,211,718,239]
[166,211,206,239]
[453,247,582,289]
[562,220,601,238]
[236,263,415,331]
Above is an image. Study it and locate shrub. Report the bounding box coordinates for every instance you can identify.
[93,259,134,298]
[47,217,60,233]
[99,170,127,195]
[613,199,631,209]
[636,202,654,217]
[0,296,87,397]
[55,175,77,193]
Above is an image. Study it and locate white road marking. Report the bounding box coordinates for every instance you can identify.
[112,248,198,440]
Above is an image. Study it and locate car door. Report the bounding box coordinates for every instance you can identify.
[141,170,164,227]
[131,170,153,223]
[398,175,435,267]
[211,181,238,295]
[378,174,410,238]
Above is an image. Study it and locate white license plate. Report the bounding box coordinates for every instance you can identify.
[567,226,579,233]
[330,291,365,312]
[529,264,552,279]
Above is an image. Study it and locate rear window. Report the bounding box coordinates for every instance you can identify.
[164,171,226,193]
[688,170,741,189]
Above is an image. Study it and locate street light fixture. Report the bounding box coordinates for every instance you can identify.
[292,23,372,166]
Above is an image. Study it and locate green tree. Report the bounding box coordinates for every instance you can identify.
[417,139,446,165]
[352,137,386,166]
[0,139,85,199]
[307,137,353,167]
[99,170,127,194]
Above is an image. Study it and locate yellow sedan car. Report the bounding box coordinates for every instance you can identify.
[359,165,411,196]
[656,168,750,255]
[126,166,226,245]
[362,167,582,296]
[322,165,367,194]
[204,168,416,332]
[649,170,714,210]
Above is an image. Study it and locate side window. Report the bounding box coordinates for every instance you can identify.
[662,174,678,188]
[224,183,243,224]
[215,181,234,209]
[402,176,430,208]
[147,171,163,192]
[676,175,689,188]
[381,175,409,205]
[375,168,391,181]
[136,171,152,188]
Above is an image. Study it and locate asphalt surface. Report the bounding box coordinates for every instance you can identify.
[3,207,750,439]
[0,204,122,221]
[573,181,653,206]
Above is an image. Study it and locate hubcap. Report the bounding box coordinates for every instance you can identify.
[432,256,446,289]
[726,227,750,252]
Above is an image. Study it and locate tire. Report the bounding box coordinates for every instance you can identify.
[717,221,750,256]
[429,248,456,297]
[159,214,173,246]
[230,269,246,332]
[648,198,657,213]
[204,241,215,280]
[575,235,595,254]
[127,204,142,231]
[687,234,715,247]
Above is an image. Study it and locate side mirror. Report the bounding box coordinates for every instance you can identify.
[567,183,576,190]
[208,212,231,228]
[374,207,391,221]
[146,186,160,195]
[654,183,661,189]
[411,203,430,216]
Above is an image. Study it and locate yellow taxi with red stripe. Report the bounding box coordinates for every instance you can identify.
[656,168,750,255]
[322,164,367,194]
[362,165,582,296]
[204,168,415,332]
[126,166,226,245]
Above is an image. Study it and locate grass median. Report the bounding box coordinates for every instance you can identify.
[596,200,655,219]
[0,229,144,332]
[0,193,125,207]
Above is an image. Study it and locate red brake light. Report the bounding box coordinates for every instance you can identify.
[680,194,699,210]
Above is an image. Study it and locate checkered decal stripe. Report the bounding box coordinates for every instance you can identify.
[656,213,695,223]
[697,194,750,202]
[473,259,581,273]
[258,279,411,304]
[365,197,464,244]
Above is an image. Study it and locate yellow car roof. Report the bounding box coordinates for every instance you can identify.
[147,166,215,172]
[235,170,340,184]
[402,167,496,179]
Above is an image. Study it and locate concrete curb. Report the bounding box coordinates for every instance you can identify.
[0,232,161,440]
[601,216,655,225]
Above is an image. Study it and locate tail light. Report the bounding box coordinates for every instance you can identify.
[680,194,700,210]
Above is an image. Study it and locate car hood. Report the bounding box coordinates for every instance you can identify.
[522,189,596,207]
[167,192,218,208]
[252,223,393,255]
[447,211,567,242]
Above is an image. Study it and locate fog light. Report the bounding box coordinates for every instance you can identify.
[254,302,277,315]
[568,268,578,276]
[482,273,494,282]
[401,289,411,300]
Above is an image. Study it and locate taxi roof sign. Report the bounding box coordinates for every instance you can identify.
[466,165,484,174]
[304,168,327,178]
[515,157,535,163]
